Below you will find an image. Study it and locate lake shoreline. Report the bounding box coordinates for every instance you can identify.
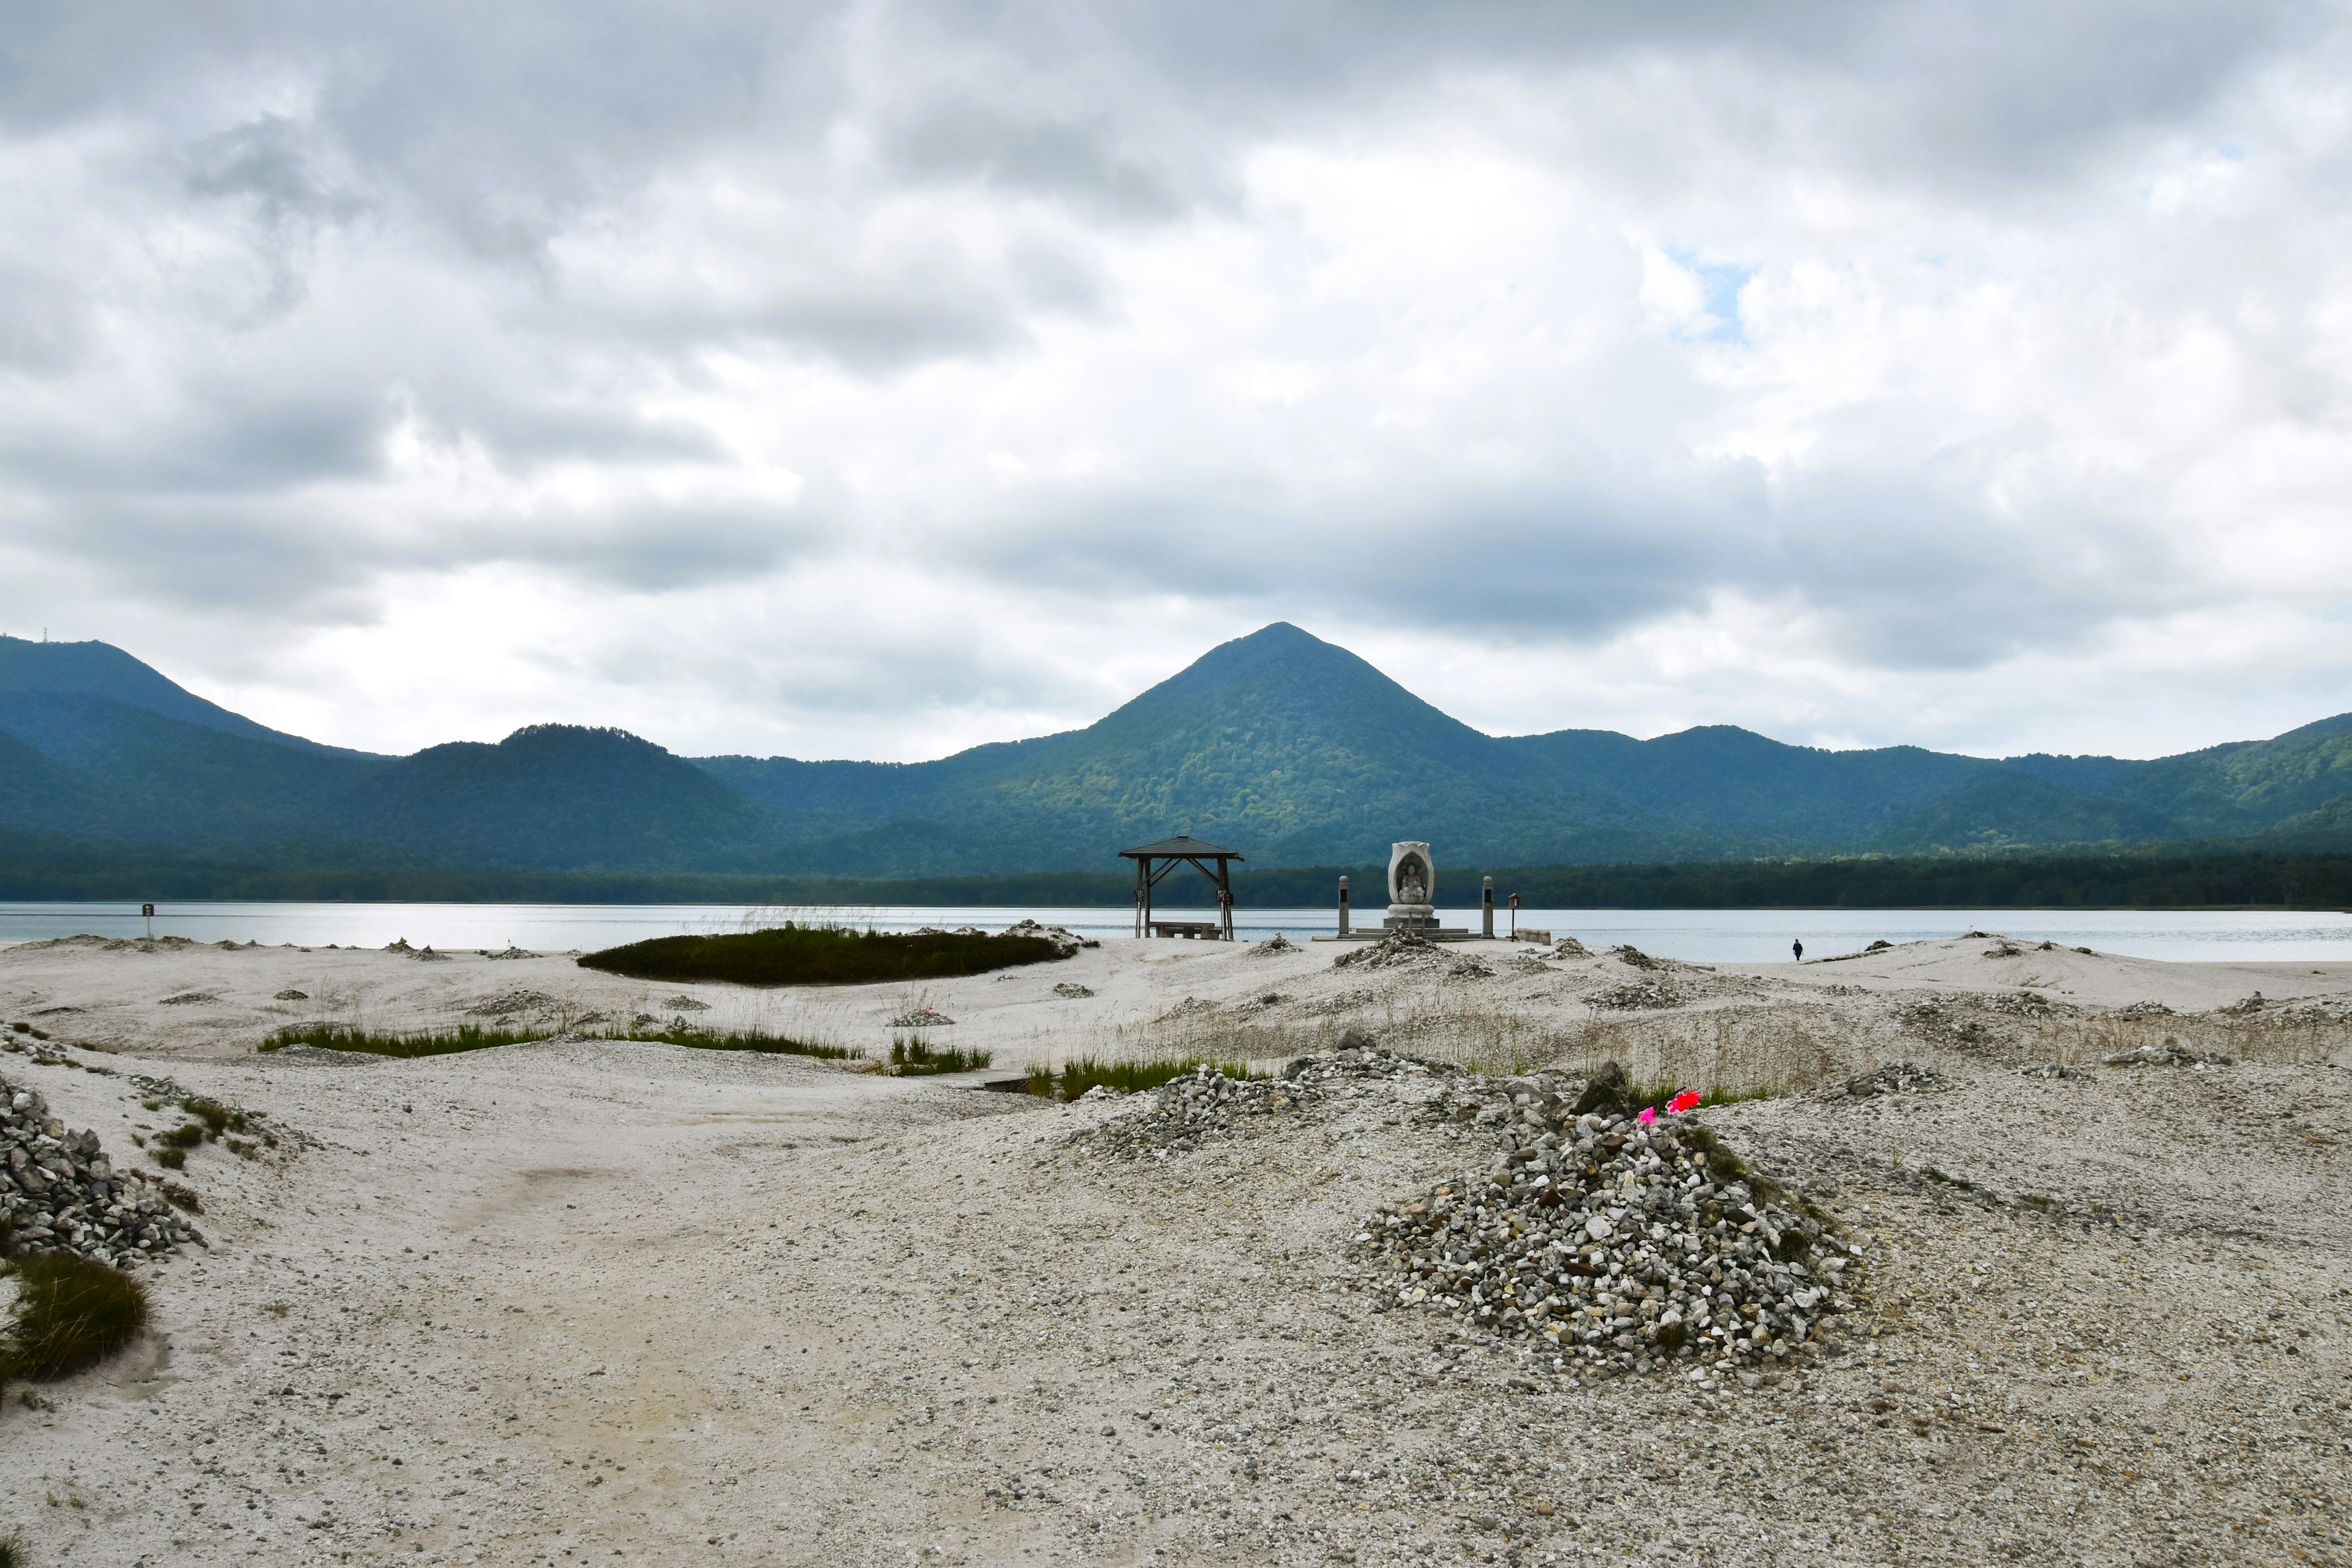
[10,900,2352,963]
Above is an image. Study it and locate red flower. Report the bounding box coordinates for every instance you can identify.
[1667,1090,1702,1114]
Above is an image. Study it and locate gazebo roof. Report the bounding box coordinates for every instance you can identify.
[1119,835,1244,861]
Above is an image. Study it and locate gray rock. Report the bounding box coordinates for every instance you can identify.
[0,1075,206,1267]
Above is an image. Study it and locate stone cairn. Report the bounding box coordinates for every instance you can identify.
[1359,1072,1860,1380]
[1,1077,203,1267]
[1082,1046,1427,1159]
[1077,1044,1862,1381]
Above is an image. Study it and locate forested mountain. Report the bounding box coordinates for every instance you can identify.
[2,626,2350,876]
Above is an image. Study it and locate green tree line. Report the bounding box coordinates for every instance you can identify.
[2,832,2347,908]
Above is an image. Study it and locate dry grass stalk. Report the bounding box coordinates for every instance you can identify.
[1558,1006,1847,1099]
[2022,1009,2351,1067]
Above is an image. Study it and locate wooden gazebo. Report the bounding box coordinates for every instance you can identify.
[1120,835,1243,941]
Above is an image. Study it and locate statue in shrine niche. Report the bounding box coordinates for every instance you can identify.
[1385,842,1438,933]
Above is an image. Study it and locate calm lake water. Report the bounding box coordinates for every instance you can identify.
[5,902,2352,964]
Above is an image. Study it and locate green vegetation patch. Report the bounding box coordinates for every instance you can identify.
[2,1254,152,1382]
[578,922,1067,987]
[262,1022,858,1062]
[628,1026,861,1061]
[1027,1057,1259,1099]
[262,1023,548,1059]
[888,1036,993,1075]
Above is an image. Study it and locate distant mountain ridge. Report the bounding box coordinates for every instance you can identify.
[2,626,2351,876]
[0,637,356,755]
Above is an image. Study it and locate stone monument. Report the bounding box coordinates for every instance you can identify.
[1315,842,1471,941]
[1384,842,1437,934]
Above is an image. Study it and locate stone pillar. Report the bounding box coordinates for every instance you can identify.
[1482,876,1494,939]
[1338,875,1351,937]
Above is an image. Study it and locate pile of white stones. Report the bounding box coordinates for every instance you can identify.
[1358,1076,1861,1381]
[1,1077,203,1267]
[1084,1042,1434,1158]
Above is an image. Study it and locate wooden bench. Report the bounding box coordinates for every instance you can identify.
[1150,921,1224,939]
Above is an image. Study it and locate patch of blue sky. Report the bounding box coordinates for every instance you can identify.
[1669,249,1754,344]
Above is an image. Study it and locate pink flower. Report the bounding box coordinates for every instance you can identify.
[1667,1090,1702,1114]
[1635,1106,1657,1125]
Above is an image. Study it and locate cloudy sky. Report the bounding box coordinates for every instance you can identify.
[5,1,2350,763]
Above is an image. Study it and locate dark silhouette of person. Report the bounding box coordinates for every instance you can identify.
[1792,938,1804,962]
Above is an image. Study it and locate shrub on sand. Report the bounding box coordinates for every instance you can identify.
[2,1254,153,1383]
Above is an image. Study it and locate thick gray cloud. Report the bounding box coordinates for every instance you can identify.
[1,0,2348,761]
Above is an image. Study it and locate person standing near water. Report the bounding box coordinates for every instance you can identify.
[1792,938,1804,962]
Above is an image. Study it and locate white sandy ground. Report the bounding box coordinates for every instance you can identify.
[0,931,2348,1566]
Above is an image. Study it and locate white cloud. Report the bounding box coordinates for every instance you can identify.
[2,0,2350,763]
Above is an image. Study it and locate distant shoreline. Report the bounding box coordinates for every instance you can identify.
[4,845,2352,910]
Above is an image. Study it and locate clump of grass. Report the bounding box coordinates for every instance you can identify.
[263,1021,861,1062]
[180,1098,248,1137]
[580,922,1066,987]
[1027,1057,1258,1099]
[262,1023,549,1058]
[888,1036,992,1075]
[0,1529,21,1566]
[626,1026,861,1061]
[1,1254,153,1382]
[155,1123,206,1150]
